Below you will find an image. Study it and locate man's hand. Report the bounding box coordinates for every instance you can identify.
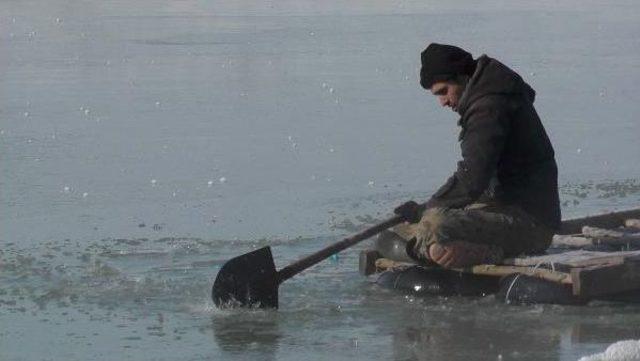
[393,201,424,224]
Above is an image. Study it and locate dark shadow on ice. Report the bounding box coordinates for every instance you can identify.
[211,312,281,360]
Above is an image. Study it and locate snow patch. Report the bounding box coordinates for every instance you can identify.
[579,340,640,361]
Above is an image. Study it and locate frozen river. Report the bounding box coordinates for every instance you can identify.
[1,1,639,360]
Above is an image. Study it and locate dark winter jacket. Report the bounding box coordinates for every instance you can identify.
[426,55,561,229]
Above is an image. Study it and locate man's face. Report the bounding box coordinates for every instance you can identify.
[430,80,465,112]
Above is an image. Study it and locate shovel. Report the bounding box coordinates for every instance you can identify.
[212,214,404,309]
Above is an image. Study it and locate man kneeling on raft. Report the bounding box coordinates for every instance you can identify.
[393,43,561,269]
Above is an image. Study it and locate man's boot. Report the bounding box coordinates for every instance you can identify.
[374,230,417,263]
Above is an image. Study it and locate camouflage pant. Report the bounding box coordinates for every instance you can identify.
[392,203,553,258]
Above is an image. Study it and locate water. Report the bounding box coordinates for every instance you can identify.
[1,1,640,360]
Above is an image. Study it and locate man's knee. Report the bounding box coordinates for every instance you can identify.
[412,207,455,250]
[391,207,449,244]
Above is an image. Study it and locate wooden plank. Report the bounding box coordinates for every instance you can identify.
[582,226,627,238]
[505,250,640,268]
[564,255,627,268]
[372,258,572,284]
[467,264,572,284]
[552,234,593,248]
[374,258,413,272]
[506,250,614,267]
[552,234,640,249]
[359,250,381,276]
[571,258,640,297]
[559,208,640,235]
[582,226,640,240]
[581,226,640,246]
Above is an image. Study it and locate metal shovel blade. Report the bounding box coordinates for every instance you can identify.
[211,246,279,309]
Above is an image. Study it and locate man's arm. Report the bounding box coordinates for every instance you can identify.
[426,96,512,209]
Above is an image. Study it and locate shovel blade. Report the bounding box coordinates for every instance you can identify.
[212,246,279,309]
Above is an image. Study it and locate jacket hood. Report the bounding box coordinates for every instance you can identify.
[457,55,536,115]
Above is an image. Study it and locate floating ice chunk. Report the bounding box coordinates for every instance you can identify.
[287,135,298,148]
[530,72,536,76]
[368,180,375,187]
[579,339,640,361]
[63,186,70,192]
[219,177,226,184]
[82,192,88,198]
[23,112,29,117]
[0,130,4,135]
[84,109,90,115]
[309,31,315,36]
[577,148,582,154]
[155,101,161,107]
[322,83,328,89]
[329,148,335,153]
[151,179,157,186]
[207,180,213,187]
[56,18,62,24]
[329,87,334,94]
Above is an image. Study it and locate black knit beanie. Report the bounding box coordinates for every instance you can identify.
[420,43,476,90]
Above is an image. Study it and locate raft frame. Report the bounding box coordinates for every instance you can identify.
[360,207,640,302]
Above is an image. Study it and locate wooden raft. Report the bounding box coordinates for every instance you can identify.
[363,208,640,299]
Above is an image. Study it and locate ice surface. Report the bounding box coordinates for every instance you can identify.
[1,1,640,360]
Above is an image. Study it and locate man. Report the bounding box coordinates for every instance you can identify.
[392,43,561,268]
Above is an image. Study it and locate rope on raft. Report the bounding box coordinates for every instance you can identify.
[504,259,558,303]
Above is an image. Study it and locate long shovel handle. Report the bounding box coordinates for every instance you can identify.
[277,214,405,283]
